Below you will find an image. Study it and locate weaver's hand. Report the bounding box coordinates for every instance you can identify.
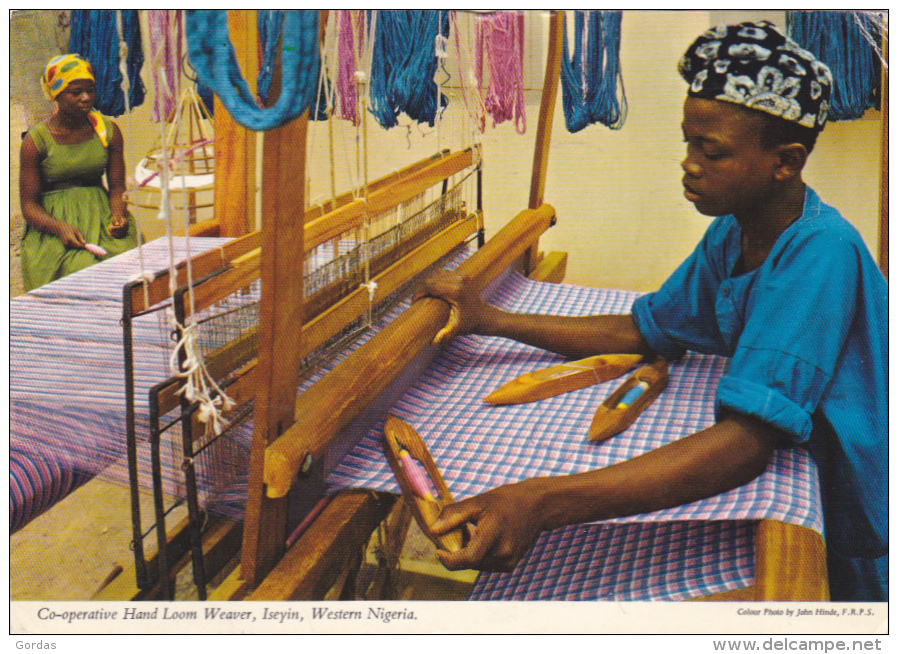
[107,214,129,239]
[56,223,87,249]
[417,269,491,345]
[430,479,546,573]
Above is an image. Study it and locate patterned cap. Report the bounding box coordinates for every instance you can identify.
[679,21,833,131]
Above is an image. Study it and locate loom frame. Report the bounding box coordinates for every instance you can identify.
[99,10,832,604]
[112,145,487,599]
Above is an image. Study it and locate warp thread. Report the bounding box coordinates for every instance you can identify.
[69,9,145,116]
[184,9,320,131]
[787,10,883,121]
[560,10,627,133]
[451,11,487,134]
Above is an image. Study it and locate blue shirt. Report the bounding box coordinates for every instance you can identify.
[632,187,888,562]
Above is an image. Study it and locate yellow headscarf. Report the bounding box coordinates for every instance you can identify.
[41,54,108,147]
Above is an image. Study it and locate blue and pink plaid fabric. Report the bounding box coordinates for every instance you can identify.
[326,268,823,600]
[10,239,823,601]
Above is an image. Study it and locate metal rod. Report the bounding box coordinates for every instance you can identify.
[121,285,149,589]
[174,286,208,601]
[147,385,174,599]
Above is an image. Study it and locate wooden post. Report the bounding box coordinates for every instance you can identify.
[238,11,319,587]
[879,29,888,279]
[213,10,257,237]
[239,114,308,586]
[528,10,563,211]
[523,10,563,273]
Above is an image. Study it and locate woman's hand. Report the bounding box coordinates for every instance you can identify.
[55,222,87,249]
[107,214,129,239]
[418,269,494,345]
[430,479,547,572]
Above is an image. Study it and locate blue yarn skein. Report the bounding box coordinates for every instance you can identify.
[368,11,449,130]
[254,11,329,121]
[69,9,145,117]
[560,10,626,133]
[257,10,285,106]
[185,9,320,132]
[787,10,882,121]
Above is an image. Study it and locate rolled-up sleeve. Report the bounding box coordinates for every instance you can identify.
[713,225,859,444]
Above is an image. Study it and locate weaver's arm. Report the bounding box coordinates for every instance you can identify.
[423,269,653,359]
[431,411,781,572]
[105,122,130,238]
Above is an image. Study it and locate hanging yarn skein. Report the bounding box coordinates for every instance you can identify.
[257,9,285,106]
[185,9,320,131]
[787,10,883,121]
[560,10,627,133]
[69,9,145,116]
[368,10,450,129]
[335,10,366,125]
[475,11,527,134]
[146,10,183,123]
[257,9,330,121]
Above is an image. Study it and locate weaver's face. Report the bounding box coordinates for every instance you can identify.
[680,96,780,220]
[56,79,97,117]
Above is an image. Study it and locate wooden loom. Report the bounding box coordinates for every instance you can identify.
[96,10,829,603]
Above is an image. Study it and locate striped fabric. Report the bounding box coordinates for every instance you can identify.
[9,238,232,533]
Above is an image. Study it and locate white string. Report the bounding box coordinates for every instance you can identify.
[117,10,150,312]
[434,11,448,150]
[149,37,234,437]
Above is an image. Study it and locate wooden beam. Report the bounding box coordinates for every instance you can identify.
[264,203,557,498]
[528,11,563,211]
[753,520,829,601]
[247,490,397,601]
[214,10,257,237]
[523,11,563,274]
[528,250,568,283]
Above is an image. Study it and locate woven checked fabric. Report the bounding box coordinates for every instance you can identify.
[327,269,823,531]
[326,268,824,600]
[469,520,755,601]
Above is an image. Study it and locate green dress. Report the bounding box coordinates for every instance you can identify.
[21,116,138,291]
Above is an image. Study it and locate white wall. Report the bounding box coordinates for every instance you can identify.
[11,10,884,294]
[305,10,884,292]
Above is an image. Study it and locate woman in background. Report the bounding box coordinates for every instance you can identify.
[19,53,137,291]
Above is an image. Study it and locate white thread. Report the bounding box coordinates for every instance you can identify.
[170,322,236,436]
[126,271,156,285]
